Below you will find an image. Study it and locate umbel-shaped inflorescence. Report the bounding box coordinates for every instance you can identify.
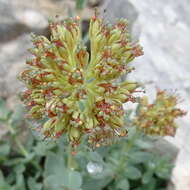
[18,15,143,147]
[134,90,186,136]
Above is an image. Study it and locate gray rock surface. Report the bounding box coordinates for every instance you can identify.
[0,0,49,99]
[102,0,190,189]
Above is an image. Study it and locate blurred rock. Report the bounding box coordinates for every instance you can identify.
[102,0,190,189]
[0,34,31,98]
[0,0,48,43]
[14,8,48,29]
[100,0,139,38]
[126,0,190,189]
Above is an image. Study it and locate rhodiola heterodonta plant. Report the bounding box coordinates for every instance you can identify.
[19,13,147,148]
[134,90,186,136]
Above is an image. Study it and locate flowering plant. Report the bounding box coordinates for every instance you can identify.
[134,90,186,136]
[19,15,143,147]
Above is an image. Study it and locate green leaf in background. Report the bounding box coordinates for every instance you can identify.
[44,169,82,190]
[155,167,171,179]
[44,151,82,190]
[14,174,26,190]
[140,178,156,190]
[135,139,153,149]
[116,179,130,190]
[142,170,153,184]
[0,170,11,190]
[88,151,104,164]
[0,144,10,157]
[44,152,65,177]
[33,141,55,156]
[27,177,42,190]
[155,157,172,179]
[82,177,113,190]
[13,164,25,175]
[124,166,142,180]
[129,151,152,164]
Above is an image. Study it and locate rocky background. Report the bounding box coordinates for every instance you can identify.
[0,0,190,189]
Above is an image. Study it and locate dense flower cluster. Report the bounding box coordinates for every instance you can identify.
[19,15,143,147]
[134,90,186,136]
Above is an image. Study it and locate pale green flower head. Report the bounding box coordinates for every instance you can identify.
[134,90,186,136]
[19,15,143,147]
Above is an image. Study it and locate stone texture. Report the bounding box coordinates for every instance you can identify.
[102,0,190,189]
[100,0,139,38]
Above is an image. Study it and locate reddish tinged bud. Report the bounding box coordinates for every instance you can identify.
[98,83,117,93]
[96,143,100,148]
[33,40,43,48]
[45,51,56,59]
[165,126,176,137]
[23,89,32,99]
[103,49,111,59]
[72,151,77,156]
[55,131,63,138]
[31,78,41,86]
[92,16,97,21]
[132,46,143,57]
[53,40,64,47]
[57,104,68,113]
[47,110,57,118]
[120,131,127,137]
[28,101,36,107]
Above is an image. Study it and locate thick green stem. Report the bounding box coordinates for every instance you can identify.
[67,145,77,170]
[14,137,29,158]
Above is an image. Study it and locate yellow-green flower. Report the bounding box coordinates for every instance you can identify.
[19,15,143,147]
[134,90,186,136]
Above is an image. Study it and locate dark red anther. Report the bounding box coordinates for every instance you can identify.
[165,126,176,137]
[99,83,117,93]
[28,101,36,107]
[96,115,106,127]
[20,70,30,79]
[47,110,57,117]
[23,89,32,99]
[125,95,136,103]
[33,40,43,48]
[92,16,97,21]
[43,131,51,140]
[72,151,77,156]
[103,49,111,59]
[57,104,68,113]
[133,46,143,57]
[31,78,41,86]
[53,40,64,47]
[117,23,126,31]
[39,72,52,79]
[120,40,127,47]
[55,131,63,138]
[45,51,56,59]
[146,120,153,127]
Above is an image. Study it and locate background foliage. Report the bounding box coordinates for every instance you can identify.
[0,98,173,190]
